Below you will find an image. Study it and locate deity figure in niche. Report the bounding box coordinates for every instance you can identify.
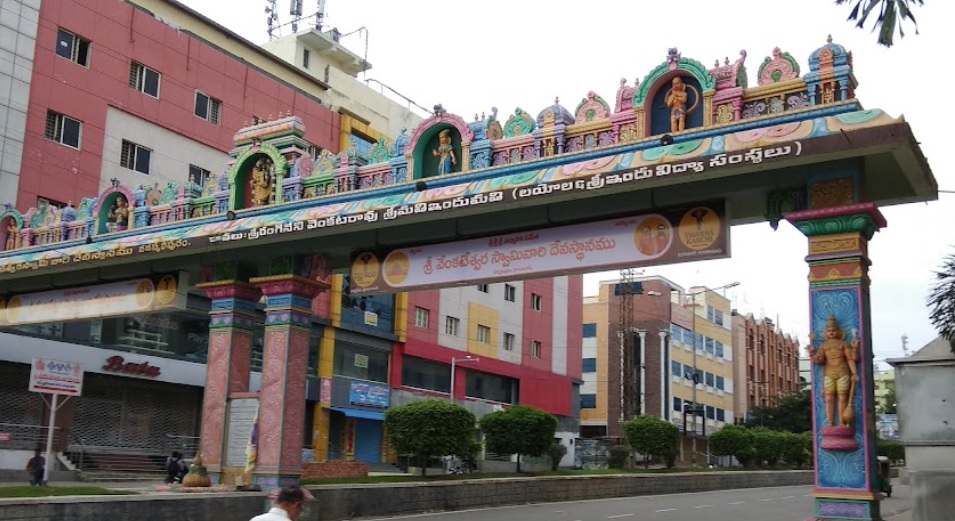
[108,196,130,231]
[5,221,18,250]
[810,315,860,427]
[250,157,275,206]
[432,129,456,175]
[663,76,699,133]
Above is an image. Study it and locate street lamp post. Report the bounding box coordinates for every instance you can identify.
[450,356,479,401]
[688,281,739,466]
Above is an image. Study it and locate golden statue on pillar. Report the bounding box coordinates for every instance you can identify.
[810,314,860,450]
[250,157,275,207]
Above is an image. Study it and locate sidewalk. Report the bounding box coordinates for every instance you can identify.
[884,510,911,521]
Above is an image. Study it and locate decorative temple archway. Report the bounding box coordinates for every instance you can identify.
[0,43,937,519]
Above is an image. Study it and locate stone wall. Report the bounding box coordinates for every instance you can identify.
[302,461,368,479]
[0,471,813,521]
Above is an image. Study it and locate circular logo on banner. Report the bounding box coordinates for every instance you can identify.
[633,214,672,258]
[383,251,411,286]
[5,296,21,323]
[351,252,380,289]
[134,279,156,308]
[155,275,178,306]
[678,206,722,251]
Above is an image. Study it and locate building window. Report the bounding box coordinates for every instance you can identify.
[477,325,491,344]
[717,408,726,422]
[503,333,515,351]
[120,140,151,174]
[129,62,161,97]
[582,323,597,338]
[580,394,597,409]
[715,341,724,358]
[349,132,375,159]
[194,91,222,124]
[401,355,450,393]
[705,405,715,420]
[55,29,90,66]
[414,307,429,328]
[530,340,542,358]
[189,164,211,186]
[673,397,683,412]
[476,284,489,293]
[305,142,322,159]
[303,49,310,69]
[445,316,460,336]
[582,358,597,373]
[44,111,81,149]
[705,372,715,388]
[465,371,518,404]
[671,360,682,377]
[504,284,516,302]
[531,293,542,311]
[716,375,725,391]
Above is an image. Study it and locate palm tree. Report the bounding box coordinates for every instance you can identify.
[836,0,923,47]
[927,250,955,354]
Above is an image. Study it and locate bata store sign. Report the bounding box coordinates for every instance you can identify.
[102,355,161,378]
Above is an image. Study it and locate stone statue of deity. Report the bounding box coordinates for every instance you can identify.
[663,76,700,133]
[432,129,456,175]
[5,221,18,250]
[810,315,860,428]
[108,196,130,231]
[250,157,274,206]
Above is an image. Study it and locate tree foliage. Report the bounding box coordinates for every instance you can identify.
[835,0,923,47]
[780,432,813,468]
[710,424,756,467]
[751,428,787,467]
[877,438,906,465]
[928,250,955,354]
[624,415,680,468]
[480,405,557,472]
[745,388,812,433]
[548,442,568,471]
[384,400,476,476]
[880,387,898,414]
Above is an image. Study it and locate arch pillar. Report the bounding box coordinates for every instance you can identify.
[786,179,886,521]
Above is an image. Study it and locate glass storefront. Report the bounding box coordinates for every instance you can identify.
[3,311,321,374]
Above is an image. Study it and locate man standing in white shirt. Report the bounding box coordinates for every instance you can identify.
[250,485,313,521]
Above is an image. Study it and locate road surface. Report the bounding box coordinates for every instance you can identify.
[368,485,911,521]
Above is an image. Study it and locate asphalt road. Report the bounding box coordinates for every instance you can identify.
[368,485,911,521]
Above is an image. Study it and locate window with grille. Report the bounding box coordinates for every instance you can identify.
[504,284,516,302]
[189,164,211,186]
[129,62,160,97]
[503,332,515,351]
[445,316,459,336]
[414,307,429,328]
[476,324,490,344]
[55,29,90,66]
[303,49,310,69]
[121,140,151,174]
[530,340,542,358]
[305,143,322,158]
[44,111,81,149]
[194,91,221,124]
[476,284,489,293]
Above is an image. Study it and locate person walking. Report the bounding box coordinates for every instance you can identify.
[26,449,45,486]
[249,485,314,521]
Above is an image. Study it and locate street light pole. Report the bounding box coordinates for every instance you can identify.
[687,281,739,466]
[450,356,479,401]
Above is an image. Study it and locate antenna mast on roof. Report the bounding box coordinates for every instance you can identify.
[315,0,326,31]
[265,0,279,41]
[290,0,304,32]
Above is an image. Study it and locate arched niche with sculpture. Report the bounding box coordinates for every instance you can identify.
[405,105,474,180]
[1,206,24,251]
[228,142,288,211]
[634,48,717,137]
[93,183,136,235]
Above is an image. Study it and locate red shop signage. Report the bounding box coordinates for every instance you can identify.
[103,355,161,378]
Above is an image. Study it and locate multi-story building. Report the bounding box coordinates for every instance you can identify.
[0,0,582,473]
[874,370,896,413]
[581,276,736,464]
[735,314,801,420]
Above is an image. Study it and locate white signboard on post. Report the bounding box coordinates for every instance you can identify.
[29,357,84,396]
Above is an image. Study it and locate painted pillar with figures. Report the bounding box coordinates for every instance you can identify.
[786,175,886,521]
[194,277,261,483]
[249,256,327,487]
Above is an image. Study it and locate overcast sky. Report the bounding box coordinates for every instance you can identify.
[179,0,955,367]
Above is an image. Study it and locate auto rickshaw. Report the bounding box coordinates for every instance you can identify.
[877,456,892,497]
